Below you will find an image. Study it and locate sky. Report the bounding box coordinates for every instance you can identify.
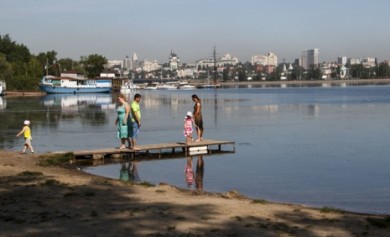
[1,0,390,64]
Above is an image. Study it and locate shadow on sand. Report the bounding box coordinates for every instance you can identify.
[0,170,389,237]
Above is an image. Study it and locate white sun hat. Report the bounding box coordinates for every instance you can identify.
[186,111,193,117]
[24,120,30,125]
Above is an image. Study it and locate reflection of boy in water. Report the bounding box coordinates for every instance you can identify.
[195,155,204,191]
[119,162,140,182]
[184,157,194,187]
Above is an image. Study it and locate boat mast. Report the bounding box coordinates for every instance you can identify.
[213,45,217,85]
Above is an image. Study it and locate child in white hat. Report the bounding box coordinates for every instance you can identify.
[16,120,34,154]
[183,111,195,144]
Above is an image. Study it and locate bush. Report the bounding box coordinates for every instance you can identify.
[7,75,40,91]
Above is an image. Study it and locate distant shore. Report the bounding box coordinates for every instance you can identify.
[3,78,390,97]
[4,91,46,97]
[218,78,390,86]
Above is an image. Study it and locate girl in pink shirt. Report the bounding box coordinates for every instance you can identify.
[183,111,195,144]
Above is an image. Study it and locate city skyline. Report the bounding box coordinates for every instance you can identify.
[1,0,390,63]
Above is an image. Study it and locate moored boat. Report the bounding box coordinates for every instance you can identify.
[0,80,6,95]
[145,83,158,90]
[178,84,197,90]
[198,84,221,89]
[39,75,112,94]
[157,83,178,90]
[120,81,140,93]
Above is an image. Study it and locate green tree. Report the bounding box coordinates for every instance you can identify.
[306,65,322,80]
[80,54,107,78]
[222,67,229,81]
[0,34,31,63]
[0,53,12,83]
[27,56,44,79]
[376,62,390,78]
[291,65,305,80]
[58,58,82,72]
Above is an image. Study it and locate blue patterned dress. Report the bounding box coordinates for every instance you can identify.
[117,105,129,138]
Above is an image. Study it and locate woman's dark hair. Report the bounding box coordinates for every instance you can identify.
[192,94,200,100]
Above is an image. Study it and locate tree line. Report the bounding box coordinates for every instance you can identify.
[0,34,107,91]
[1,34,390,90]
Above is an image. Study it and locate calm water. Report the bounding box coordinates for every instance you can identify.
[1,84,390,214]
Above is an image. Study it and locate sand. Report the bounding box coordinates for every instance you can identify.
[0,150,389,237]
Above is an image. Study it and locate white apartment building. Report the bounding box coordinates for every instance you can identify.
[177,68,196,78]
[337,56,347,66]
[196,53,238,69]
[301,49,319,69]
[123,56,131,70]
[140,60,161,72]
[362,57,376,67]
[107,60,123,69]
[348,57,363,65]
[251,52,278,66]
[348,57,376,67]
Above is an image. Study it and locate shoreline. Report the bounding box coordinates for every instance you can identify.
[0,150,389,236]
[2,78,390,97]
[218,78,390,86]
[4,91,46,97]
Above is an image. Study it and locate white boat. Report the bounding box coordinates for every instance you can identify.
[0,80,6,95]
[145,83,158,90]
[157,83,178,90]
[178,84,197,90]
[199,84,221,89]
[39,75,112,94]
[0,96,6,110]
[120,81,139,93]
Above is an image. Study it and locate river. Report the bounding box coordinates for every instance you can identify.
[1,84,389,214]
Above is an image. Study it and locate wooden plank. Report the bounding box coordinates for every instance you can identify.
[72,139,234,158]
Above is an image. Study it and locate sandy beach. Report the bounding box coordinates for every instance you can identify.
[0,150,389,237]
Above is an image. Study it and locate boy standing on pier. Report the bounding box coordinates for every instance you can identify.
[16,120,34,154]
[130,94,142,150]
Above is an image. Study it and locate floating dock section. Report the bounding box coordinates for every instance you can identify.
[72,139,235,160]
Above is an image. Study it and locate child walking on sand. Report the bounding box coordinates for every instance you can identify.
[16,120,34,154]
[183,111,196,144]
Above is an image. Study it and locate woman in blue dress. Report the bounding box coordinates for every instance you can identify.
[115,94,131,149]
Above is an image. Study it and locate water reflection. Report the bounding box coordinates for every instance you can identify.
[119,161,140,182]
[0,93,117,151]
[43,94,115,110]
[195,155,204,191]
[224,81,390,89]
[184,155,204,191]
[184,157,194,187]
[0,96,6,110]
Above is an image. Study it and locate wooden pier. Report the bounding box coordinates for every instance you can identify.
[72,139,235,160]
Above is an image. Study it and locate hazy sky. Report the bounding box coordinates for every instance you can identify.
[1,0,390,63]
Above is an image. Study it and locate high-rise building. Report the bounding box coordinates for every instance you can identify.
[308,48,319,67]
[131,53,138,69]
[337,56,347,66]
[301,49,319,69]
[123,55,131,70]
